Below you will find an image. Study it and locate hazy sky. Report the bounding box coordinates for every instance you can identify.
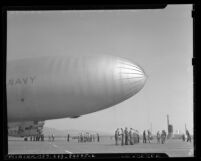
[7,5,193,135]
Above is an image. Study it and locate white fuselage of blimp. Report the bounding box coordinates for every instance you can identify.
[7,55,147,122]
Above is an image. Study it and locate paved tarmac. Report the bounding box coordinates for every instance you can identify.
[8,137,193,157]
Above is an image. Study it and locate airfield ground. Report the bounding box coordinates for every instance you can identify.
[8,136,193,157]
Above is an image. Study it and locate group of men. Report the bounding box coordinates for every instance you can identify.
[156,130,167,144]
[24,134,45,141]
[115,127,139,146]
[114,128,169,145]
[48,134,55,142]
[182,129,192,142]
[142,130,153,143]
[78,132,100,143]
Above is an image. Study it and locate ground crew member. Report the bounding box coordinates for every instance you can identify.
[161,130,166,144]
[124,127,128,145]
[131,129,134,145]
[97,133,100,142]
[115,128,119,145]
[52,134,55,142]
[78,134,81,143]
[79,133,81,143]
[161,131,164,144]
[157,131,160,144]
[90,134,92,142]
[163,130,166,144]
[186,130,191,142]
[136,130,140,143]
[129,128,133,145]
[133,130,136,144]
[182,134,185,141]
[147,130,151,143]
[93,134,95,142]
[143,130,146,143]
[67,134,70,142]
[120,128,124,146]
[134,130,137,144]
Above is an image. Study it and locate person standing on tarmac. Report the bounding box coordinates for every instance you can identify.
[133,130,136,144]
[136,130,140,143]
[143,130,146,143]
[124,127,129,145]
[186,129,191,142]
[157,131,161,144]
[115,128,119,145]
[129,128,133,145]
[93,134,95,142]
[41,134,44,141]
[182,134,185,142]
[133,129,136,144]
[52,134,55,142]
[67,134,70,142]
[120,128,124,146]
[81,133,83,143]
[97,133,100,142]
[161,130,166,144]
[147,130,151,143]
[134,130,138,144]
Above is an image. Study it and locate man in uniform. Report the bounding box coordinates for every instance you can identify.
[157,131,160,144]
[115,129,119,145]
[186,129,191,142]
[67,134,70,142]
[124,127,129,145]
[129,128,133,145]
[143,130,146,143]
[133,129,136,144]
[97,133,100,142]
[52,134,55,142]
[182,134,185,142]
[93,134,95,142]
[41,134,44,141]
[80,133,83,143]
[136,130,140,143]
[161,130,166,144]
[120,128,124,146]
[147,130,151,143]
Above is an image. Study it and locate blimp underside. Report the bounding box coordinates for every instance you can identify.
[7,55,146,122]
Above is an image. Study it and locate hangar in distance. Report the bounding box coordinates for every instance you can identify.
[7,54,147,122]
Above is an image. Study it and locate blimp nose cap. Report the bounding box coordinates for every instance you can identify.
[140,66,148,82]
[117,59,147,94]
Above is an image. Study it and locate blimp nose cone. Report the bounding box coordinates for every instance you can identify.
[114,58,147,101]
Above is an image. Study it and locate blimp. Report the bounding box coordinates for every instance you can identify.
[7,54,147,124]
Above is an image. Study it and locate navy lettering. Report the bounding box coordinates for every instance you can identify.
[30,76,36,83]
[15,78,22,85]
[7,79,14,86]
[7,76,36,86]
[22,78,28,84]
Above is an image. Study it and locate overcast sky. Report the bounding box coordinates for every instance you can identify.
[7,5,193,135]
